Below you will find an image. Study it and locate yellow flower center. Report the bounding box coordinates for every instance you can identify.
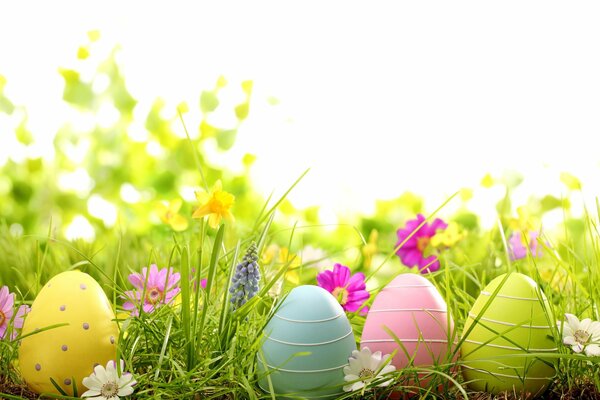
[0,310,5,326]
[332,287,349,305]
[574,329,591,345]
[359,368,375,379]
[165,210,174,221]
[145,287,163,304]
[417,236,430,253]
[210,191,234,213]
[100,381,119,397]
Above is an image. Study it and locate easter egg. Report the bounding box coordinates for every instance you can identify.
[19,271,118,396]
[461,273,556,396]
[360,274,456,384]
[257,285,356,399]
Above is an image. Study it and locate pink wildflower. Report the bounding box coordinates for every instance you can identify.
[395,214,448,274]
[317,264,369,315]
[0,286,30,340]
[123,264,181,316]
[509,231,543,260]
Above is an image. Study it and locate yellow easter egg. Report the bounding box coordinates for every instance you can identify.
[19,271,118,396]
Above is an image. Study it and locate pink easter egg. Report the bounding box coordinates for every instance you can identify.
[360,274,456,387]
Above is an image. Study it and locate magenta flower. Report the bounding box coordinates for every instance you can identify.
[317,264,369,315]
[122,264,181,316]
[395,214,448,274]
[509,231,543,260]
[0,286,30,340]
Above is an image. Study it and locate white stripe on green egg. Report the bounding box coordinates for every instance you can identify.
[461,272,556,397]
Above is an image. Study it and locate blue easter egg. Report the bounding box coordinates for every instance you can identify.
[257,285,356,399]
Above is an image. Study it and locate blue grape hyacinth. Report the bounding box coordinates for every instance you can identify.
[230,243,260,309]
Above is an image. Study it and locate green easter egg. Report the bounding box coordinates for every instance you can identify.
[461,273,556,397]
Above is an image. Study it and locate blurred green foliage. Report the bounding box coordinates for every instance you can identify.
[0,32,591,289]
[0,35,264,242]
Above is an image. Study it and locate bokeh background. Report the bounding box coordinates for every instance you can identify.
[1,1,599,241]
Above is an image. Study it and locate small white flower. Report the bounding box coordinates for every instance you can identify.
[82,360,137,400]
[343,347,396,392]
[560,313,600,356]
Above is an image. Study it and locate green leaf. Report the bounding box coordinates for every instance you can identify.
[0,75,14,114]
[200,90,219,113]
[216,75,227,89]
[199,119,217,139]
[454,211,479,230]
[242,153,256,168]
[15,116,34,145]
[481,173,494,188]
[241,80,253,96]
[501,170,523,189]
[216,129,237,150]
[540,195,568,212]
[560,172,582,191]
[77,46,90,60]
[0,96,15,114]
[59,68,94,108]
[234,102,250,120]
[87,30,101,42]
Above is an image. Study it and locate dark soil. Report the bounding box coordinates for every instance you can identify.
[0,375,38,399]
[2,376,600,400]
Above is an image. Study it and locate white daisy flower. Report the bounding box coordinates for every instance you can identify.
[343,347,396,392]
[82,360,137,400]
[560,313,600,356]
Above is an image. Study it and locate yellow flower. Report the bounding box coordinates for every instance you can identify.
[362,229,378,269]
[156,199,189,231]
[431,222,465,248]
[192,180,235,229]
[262,245,301,285]
[279,247,301,285]
[508,206,536,232]
[539,267,571,293]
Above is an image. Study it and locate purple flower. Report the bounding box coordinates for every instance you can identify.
[0,285,30,340]
[317,264,369,315]
[395,214,448,274]
[509,231,542,260]
[122,264,181,316]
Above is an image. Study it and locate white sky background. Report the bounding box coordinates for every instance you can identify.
[1,2,600,229]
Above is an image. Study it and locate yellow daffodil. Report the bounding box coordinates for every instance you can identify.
[362,229,378,269]
[156,199,189,231]
[431,222,465,248]
[192,180,235,229]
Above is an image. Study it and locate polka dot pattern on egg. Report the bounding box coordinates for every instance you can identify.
[18,270,119,397]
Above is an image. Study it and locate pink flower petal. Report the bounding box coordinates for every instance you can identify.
[166,270,181,290]
[333,264,350,287]
[128,273,145,290]
[142,303,155,313]
[346,273,366,291]
[0,286,10,310]
[317,270,335,292]
[419,256,440,274]
[400,249,422,268]
[347,290,370,302]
